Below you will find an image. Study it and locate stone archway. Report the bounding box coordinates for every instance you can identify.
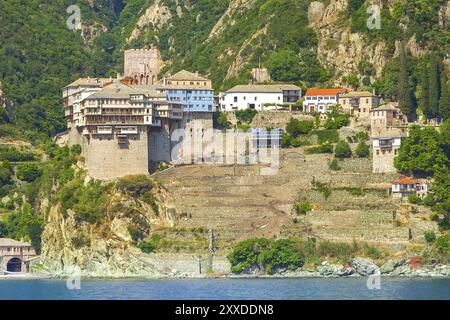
[6,257,22,272]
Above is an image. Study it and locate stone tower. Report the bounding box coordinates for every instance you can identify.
[251,68,271,83]
[124,48,161,85]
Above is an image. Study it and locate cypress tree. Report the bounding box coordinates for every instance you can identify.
[428,54,441,119]
[397,42,415,118]
[420,64,431,119]
[439,74,450,120]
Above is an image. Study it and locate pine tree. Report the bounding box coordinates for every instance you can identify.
[439,74,450,120]
[428,54,441,119]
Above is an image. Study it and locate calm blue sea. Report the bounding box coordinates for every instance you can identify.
[0,278,449,300]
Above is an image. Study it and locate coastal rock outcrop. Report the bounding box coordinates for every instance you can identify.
[348,258,378,276]
[380,258,407,274]
[39,180,183,277]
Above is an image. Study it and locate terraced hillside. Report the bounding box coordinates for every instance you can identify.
[154,149,437,253]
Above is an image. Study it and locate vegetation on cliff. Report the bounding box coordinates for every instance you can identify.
[395,120,450,231]
[228,237,388,275]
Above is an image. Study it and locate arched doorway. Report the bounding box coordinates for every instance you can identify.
[7,258,22,272]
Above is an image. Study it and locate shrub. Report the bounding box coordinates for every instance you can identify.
[138,241,157,253]
[0,146,35,162]
[16,163,42,182]
[215,112,230,129]
[317,241,355,260]
[117,175,153,196]
[70,144,82,155]
[286,118,314,137]
[128,227,145,243]
[435,234,450,254]
[235,109,257,124]
[0,221,7,237]
[363,243,382,259]
[294,200,312,215]
[310,129,339,144]
[227,238,271,274]
[280,133,292,147]
[334,140,352,158]
[258,239,304,274]
[328,159,341,171]
[290,137,303,148]
[408,194,423,204]
[57,179,109,225]
[139,192,159,216]
[0,161,14,195]
[313,181,332,199]
[423,195,435,206]
[356,131,369,141]
[237,122,251,132]
[138,234,162,253]
[306,143,334,154]
[424,230,436,244]
[355,141,370,158]
[324,114,350,129]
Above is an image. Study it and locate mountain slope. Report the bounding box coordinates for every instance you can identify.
[0,0,448,138]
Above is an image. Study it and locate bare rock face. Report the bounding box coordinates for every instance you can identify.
[39,180,179,277]
[206,0,257,41]
[310,0,389,82]
[308,1,326,26]
[81,23,107,45]
[394,36,426,58]
[128,0,173,43]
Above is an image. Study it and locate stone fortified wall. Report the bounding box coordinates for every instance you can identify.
[81,128,150,180]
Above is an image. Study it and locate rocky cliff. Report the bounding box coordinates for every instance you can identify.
[38,169,183,277]
[107,0,448,87]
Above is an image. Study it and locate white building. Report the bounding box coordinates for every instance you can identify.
[372,132,405,173]
[220,84,301,111]
[391,178,429,200]
[303,88,348,113]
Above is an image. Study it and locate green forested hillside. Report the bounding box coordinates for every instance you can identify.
[0,0,449,140]
[0,0,123,140]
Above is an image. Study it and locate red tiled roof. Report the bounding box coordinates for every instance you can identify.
[305,88,348,96]
[392,178,418,185]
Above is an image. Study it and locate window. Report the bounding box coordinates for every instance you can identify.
[234,97,238,102]
[376,150,380,155]
[255,97,257,101]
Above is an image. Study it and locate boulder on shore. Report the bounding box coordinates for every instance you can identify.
[348,258,378,276]
[380,258,407,274]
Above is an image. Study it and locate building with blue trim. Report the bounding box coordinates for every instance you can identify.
[161,70,214,113]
